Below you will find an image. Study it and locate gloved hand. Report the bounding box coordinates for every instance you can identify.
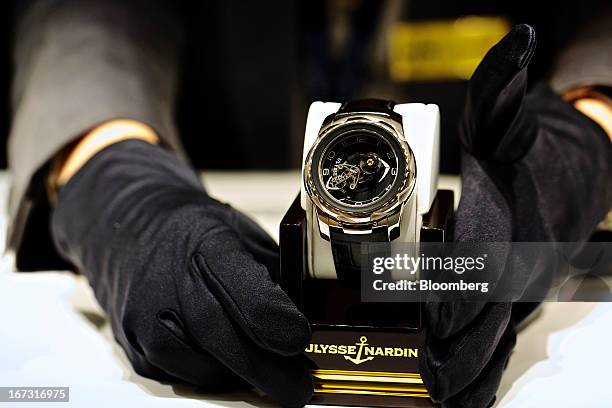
[50,140,313,407]
[421,24,612,407]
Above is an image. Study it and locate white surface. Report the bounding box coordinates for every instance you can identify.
[300,101,342,211]
[0,172,611,407]
[300,101,343,279]
[393,103,440,215]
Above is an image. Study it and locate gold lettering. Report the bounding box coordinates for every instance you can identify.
[305,339,419,361]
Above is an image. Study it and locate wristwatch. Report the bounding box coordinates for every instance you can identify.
[301,99,440,280]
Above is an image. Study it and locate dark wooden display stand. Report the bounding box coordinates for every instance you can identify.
[279,190,454,407]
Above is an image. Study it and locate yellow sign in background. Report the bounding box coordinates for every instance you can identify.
[388,16,510,82]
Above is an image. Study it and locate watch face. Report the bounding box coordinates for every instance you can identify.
[310,124,413,213]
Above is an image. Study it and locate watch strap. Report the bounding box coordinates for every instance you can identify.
[336,98,403,123]
[330,227,390,281]
[338,98,396,114]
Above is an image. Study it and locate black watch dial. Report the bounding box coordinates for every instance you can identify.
[311,124,412,213]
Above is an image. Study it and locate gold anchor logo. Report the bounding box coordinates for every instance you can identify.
[344,336,375,365]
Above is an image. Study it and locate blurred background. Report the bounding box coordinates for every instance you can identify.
[0,0,607,172]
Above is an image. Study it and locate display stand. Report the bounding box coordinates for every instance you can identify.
[279,190,454,407]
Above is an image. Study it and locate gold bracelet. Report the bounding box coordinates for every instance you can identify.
[563,86,612,140]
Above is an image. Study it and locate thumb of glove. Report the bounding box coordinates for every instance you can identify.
[461,24,537,163]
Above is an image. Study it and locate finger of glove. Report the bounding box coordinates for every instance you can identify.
[225,206,281,280]
[428,156,512,338]
[115,328,180,384]
[441,324,516,408]
[190,226,310,356]
[420,302,512,401]
[425,248,511,338]
[179,268,313,407]
[455,155,512,242]
[144,308,249,391]
[426,300,487,339]
[116,301,248,391]
[461,24,537,163]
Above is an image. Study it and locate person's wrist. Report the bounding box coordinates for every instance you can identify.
[50,119,160,190]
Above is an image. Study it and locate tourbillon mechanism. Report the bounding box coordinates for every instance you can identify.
[301,99,440,280]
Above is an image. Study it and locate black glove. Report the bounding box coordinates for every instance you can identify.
[51,140,313,407]
[421,24,612,408]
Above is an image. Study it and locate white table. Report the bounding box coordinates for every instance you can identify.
[0,172,610,407]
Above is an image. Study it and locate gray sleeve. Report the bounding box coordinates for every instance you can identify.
[550,12,612,92]
[8,0,183,269]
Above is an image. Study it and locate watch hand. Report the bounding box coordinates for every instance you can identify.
[378,159,390,182]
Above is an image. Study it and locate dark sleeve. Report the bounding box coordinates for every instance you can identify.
[7,0,184,270]
[550,10,612,92]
